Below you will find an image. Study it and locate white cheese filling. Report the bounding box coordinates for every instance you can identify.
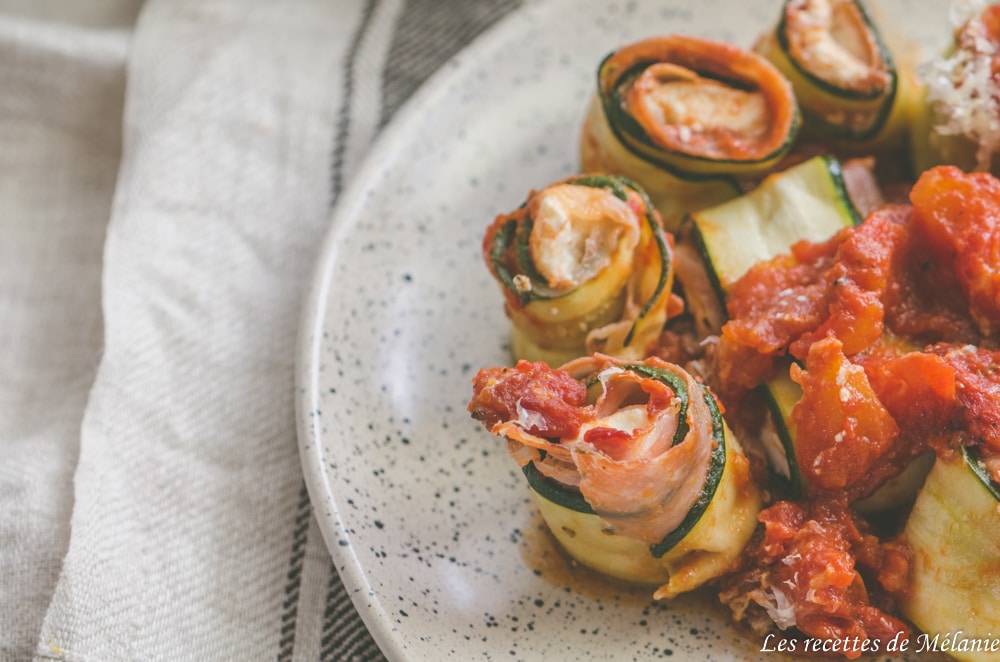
[528,183,640,290]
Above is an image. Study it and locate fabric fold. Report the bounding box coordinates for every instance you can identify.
[35,1,360,659]
[0,12,130,662]
[0,1,522,660]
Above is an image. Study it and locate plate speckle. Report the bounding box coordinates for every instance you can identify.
[297,1,948,660]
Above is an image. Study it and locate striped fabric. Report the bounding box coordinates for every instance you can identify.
[0,1,518,661]
[304,5,519,658]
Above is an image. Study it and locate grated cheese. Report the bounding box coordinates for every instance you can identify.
[763,587,797,630]
[515,399,547,431]
[919,0,1000,171]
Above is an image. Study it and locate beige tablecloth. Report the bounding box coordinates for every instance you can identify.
[0,1,519,660]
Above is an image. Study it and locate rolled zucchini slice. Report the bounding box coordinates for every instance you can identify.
[756,0,913,154]
[482,175,674,366]
[899,447,1000,662]
[675,155,861,337]
[469,355,761,599]
[910,3,1000,177]
[580,34,800,230]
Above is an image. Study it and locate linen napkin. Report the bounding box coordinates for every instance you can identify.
[0,0,519,660]
[0,7,132,660]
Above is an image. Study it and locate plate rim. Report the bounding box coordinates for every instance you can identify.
[294,2,545,659]
[294,1,948,660]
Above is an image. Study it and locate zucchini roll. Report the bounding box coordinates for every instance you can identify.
[899,448,1000,662]
[756,0,914,155]
[468,355,761,599]
[482,175,676,366]
[912,1,1000,176]
[580,35,800,230]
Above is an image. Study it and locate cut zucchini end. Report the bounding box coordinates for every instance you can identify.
[653,422,763,599]
[529,487,672,586]
[899,451,1000,659]
[853,450,934,516]
[508,324,586,368]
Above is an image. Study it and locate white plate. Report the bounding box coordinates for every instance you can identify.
[297,1,948,660]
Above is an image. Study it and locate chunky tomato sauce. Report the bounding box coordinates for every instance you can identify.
[721,166,1000,478]
[469,356,687,460]
[790,336,899,495]
[733,500,911,645]
[469,360,589,438]
[470,167,1000,658]
[716,166,1000,654]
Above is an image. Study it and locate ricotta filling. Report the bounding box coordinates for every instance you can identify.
[628,63,770,155]
[528,184,640,291]
[785,0,889,95]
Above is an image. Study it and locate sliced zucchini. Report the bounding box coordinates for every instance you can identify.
[483,174,673,366]
[522,376,761,599]
[757,363,806,497]
[677,155,860,492]
[581,34,800,230]
[682,154,861,319]
[756,0,913,154]
[899,447,1000,661]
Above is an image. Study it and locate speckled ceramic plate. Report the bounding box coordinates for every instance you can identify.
[298,1,947,660]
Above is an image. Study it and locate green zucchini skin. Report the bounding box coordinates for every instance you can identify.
[757,366,806,498]
[484,174,673,366]
[678,155,860,494]
[487,175,641,307]
[520,363,760,599]
[593,37,800,177]
[580,34,800,230]
[899,448,1000,662]
[963,446,1000,502]
[598,61,794,177]
[756,0,913,152]
[774,0,889,103]
[522,460,595,515]
[648,384,727,558]
[683,154,861,318]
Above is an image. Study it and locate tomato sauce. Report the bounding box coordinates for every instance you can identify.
[790,336,899,494]
[720,166,1000,472]
[469,360,590,438]
[718,165,1000,647]
[731,500,911,658]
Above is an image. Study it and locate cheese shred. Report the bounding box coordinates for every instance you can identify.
[919,0,1000,171]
